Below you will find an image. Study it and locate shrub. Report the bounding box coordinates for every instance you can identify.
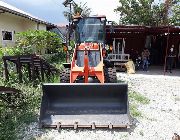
[16,30,63,55]
[0,79,41,140]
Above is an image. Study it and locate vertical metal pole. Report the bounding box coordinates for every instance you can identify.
[118,42,120,60]
[65,26,68,63]
[163,25,170,75]
[69,3,71,47]
[113,38,114,54]
[122,38,125,54]
[113,38,115,55]
[67,3,72,63]
[113,38,115,60]
[118,42,120,54]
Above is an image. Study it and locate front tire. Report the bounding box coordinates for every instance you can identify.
[60,68,70,83]
[104,67,117,83]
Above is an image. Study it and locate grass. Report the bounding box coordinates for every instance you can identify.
[129,104,142,117]
[0,50,65,139]
[116,80,149,118]
[117,79,125,83]
[139,130,144,136]
[129,91,150,105]
[0,63,61,140]
[0,46,66,139]
[0,76,45,140]
[129,91,150,118]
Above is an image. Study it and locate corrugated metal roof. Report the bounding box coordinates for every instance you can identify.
[0,1,56,27]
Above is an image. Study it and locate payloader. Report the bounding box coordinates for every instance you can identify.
[39,15,131,129]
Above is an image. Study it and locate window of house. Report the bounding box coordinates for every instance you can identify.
[2,31,13,40]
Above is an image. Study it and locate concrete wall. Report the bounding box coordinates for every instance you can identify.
[0,12,47,47]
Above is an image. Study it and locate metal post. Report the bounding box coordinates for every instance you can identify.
[163,25,170,75]
[113,38,115,54]
[66,2,72,63]
[69,3,71,46]
[118,42,120,60]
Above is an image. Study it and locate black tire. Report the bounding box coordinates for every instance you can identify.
[104,67,117,83]
[60,68,70,83]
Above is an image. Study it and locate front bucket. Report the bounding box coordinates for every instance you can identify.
[39,83,131,129]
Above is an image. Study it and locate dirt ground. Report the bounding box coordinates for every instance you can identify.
[21,66,180,140]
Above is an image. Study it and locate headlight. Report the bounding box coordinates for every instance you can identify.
[105,45,109,50]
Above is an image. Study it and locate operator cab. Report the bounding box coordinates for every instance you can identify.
[73,16,106,67]
[73,16,106,44]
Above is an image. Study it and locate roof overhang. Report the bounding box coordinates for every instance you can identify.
[106,25,180,35]
[0,4,57,28]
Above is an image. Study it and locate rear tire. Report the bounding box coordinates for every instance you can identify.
[104,67,117,83]
[60,68,70,83]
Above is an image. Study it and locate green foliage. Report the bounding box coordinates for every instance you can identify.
[130,104,142,117]
[76,2,91,17]
[151,3,165,26]
[63,2,91,22]
[0,79,41,140]
[129,90,150,118]
[0,45,65,85]
[0,30,66,80]
[169,3,180,26]
[0,46,32,56]
[115,0,179,26]
[16,30,62,54]
[0,30,65,139]
[0,67,60,139]
[115,0,155,25]
[0,46,34,81]
[129,91,150,104]
[0,68,59,139]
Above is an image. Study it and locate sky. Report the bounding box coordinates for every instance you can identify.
[1,0,120,25]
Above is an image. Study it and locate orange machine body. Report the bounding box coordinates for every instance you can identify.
[70,42,105,83]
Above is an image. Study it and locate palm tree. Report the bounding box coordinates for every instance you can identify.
[63,2,91,22]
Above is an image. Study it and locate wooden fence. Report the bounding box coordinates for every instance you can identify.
[2,54,59,82]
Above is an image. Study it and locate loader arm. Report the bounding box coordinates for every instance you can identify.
[70,43,104,83]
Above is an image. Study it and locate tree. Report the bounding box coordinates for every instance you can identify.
[63,2,91,22]
[115,0,179,26]
[115,0,155,25]
[169,1,180,26]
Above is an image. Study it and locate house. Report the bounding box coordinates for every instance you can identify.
[0,1,56,47]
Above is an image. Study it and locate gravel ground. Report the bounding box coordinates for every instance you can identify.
[21,70,180,140]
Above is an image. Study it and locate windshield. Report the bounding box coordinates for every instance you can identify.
[76,51,101,67]
[75,18,105,43]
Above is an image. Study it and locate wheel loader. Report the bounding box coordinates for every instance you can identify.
[39,15,131,129]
